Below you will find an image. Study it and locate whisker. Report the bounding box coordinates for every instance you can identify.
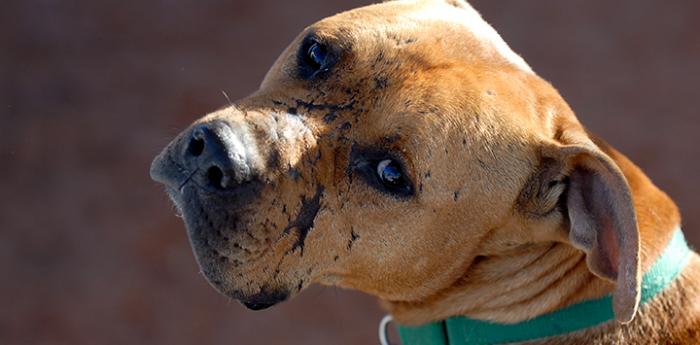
[222,90,234,107]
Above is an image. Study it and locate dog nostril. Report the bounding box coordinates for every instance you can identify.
[187,122,249,191]
[207,166,225,189]
[188,136,205,157]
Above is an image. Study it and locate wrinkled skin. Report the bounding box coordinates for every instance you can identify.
[151,1,700,343]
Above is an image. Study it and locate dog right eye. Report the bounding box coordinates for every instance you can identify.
[297,36,336,79]
[305,41,327,71]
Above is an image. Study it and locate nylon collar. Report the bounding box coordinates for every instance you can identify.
[392,228,692,345]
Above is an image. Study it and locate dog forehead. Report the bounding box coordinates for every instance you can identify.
[317,0,532,73]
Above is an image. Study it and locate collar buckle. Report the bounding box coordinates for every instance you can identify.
[379,315,397,345]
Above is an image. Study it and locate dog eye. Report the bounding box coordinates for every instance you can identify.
[305,41,327,70]
[350,148,415,198]
[375,159,411,195]
[298,36,336,79]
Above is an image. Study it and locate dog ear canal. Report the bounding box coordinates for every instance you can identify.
[517,158,568,217]
[559,145,641,324]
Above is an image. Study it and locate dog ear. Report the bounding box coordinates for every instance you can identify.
[552,144,641,323]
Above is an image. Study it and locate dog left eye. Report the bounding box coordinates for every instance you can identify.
[376,159,412,195]
[351,148,414,198]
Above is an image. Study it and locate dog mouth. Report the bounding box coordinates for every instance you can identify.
[165,184,293,310]
[165,185,238,271]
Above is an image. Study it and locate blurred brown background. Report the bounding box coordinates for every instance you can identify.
[1,1,699,344]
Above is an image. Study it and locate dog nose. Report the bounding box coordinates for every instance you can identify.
[186,122,251,190]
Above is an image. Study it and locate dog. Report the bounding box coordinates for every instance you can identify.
[150,0,700,343]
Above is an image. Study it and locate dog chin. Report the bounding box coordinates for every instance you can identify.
[235,289,290,311]
[196,267,290,311]
[241,300,281,310]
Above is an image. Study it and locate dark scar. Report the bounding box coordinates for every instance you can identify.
[284,185,324,255]
[267,149,280,170]
[374,76,388,90]
[288,164,301,181]
[382,134,401,144]
[347,227,359,251]
[294,99,357,113]
[323,111,338,123]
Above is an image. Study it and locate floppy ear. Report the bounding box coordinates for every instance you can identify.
[556,145,641,323]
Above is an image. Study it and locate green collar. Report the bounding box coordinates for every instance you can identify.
[395,228,692,345]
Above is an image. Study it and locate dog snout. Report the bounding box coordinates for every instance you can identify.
[185,122,251,191]
[150,119,260,194]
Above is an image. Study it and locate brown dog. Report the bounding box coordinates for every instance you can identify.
[150,0,700,343]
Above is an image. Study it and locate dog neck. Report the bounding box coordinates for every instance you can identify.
[391,228,692,345]
[383,139,690,342]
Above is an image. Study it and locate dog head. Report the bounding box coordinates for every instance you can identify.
[151,0,644,323]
